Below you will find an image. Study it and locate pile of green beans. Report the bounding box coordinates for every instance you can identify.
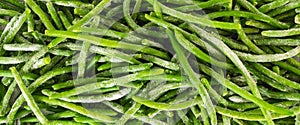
[0,0,299,124]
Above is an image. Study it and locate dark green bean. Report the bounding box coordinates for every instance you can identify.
[49,68,164,98]
[167,29,217,125]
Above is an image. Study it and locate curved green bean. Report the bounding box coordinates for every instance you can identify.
[146,0,241,30]
[174,30,234,69]
[234,46,300,62]
[207,10,288,29]
[168,29,217,125]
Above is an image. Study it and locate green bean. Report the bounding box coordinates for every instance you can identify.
[134,113,168,125]
[216,106,300,121]
[258,0,289,13]
[269,46,300,68]
[188,24,277,123]
[233,10,265,54]
[43,88,131,103]
[140,74,186,82]
[146,0,241,30]
[167,29,217,125]
[252,63,300,90]
[248,66,289,92]
[0,81,16,116]
[97,62,113,71]
[74,27,164,49]
[83,86,120,95]
[267,1,300,17]
[116,102,141,125]
[148,82,191,99]
[45,30,169,59]
[254,38,300,46]
[243,27,260,34]
[199,63,293,115]
[175,0,229,12]
[10,67,48,124]
[4,0,24,9]
[295,13,300,24]
[144,15,225,59]
[102,101,125,114]
[219,35,249,51]
[245,20,276,29]
[207,10,288,29]
[222,109,265,121]
[99,63,153,76]
[237,0,289,29]
[132,0,142,20]
[58,11,72,29]
[47,0,112,48]
[15,110,33,119]
[27,12,34,33]
[90,46,141,64]
[133,95,202,111]
[0,54,31,64]
[50,68,164,98]
[43,120,86,125]
[40,56,63,74]
[153,0,162,19]
[234,46,300,62]
[22,47,48,73]
[141,54,179,71]
[25,0,55,30]
[262,28,300,37]
[14,34,31,43]
[46,2,63,30]
[156,88,187,103]
[45,0,93,8]
[73,116,102,123]
[259,86,300,101]
[296,114,300,125]
[0,2,20,12]
[123,0,167,39]
[76,41,90,78]
[275,9,296,20]
[31,56,51,70]
[0,9,30,56]
[6,67,72,124]
[35,95,116,123]
[0,70,38,81]
[52,77,107,90]
[0,18,8,25]
[174,30,234,69]
[0,8,20,16]
[49,49,74,56]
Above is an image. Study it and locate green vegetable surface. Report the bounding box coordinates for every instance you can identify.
[0,0,299,125]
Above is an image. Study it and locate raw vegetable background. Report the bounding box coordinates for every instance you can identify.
[0,0,299,124]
